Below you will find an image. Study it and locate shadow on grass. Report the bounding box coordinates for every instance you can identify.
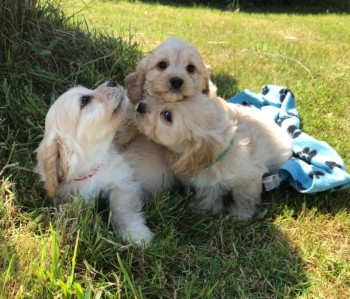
[0,0,142,205]
[132,191,311,298]
[211,72,240,99]
[270,186,350,216]
[130,0,350,13]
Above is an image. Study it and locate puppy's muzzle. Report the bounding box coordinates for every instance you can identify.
[136,101,147,114]
[169,76,184,90]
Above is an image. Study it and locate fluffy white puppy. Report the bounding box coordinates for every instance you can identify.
[134,93,292,220]
[125,37,216,104]
[36,82,154,245]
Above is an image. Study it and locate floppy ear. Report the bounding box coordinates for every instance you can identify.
[36,134,76,198]
[169,135,220,177]
[202,66,217,99]
[124,58,149,104]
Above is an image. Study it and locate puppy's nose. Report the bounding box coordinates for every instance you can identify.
[169,77,184,89]
[106,81,117,87]
[136,102,147,114]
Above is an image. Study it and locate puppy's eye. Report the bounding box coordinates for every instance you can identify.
[81,96,91,107]
[157,61,168,70]
[186,64,195,73]
[161,111,172,123]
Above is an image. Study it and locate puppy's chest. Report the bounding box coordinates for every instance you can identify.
[59,179,107,203]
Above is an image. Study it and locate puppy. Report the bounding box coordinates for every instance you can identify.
[116,38,215,191]
[36,82,154,245]
[123,134,176,194]
[134,93,292,220]
[115,38,216,193]
[125,37,216,104]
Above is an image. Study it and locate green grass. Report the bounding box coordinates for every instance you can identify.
[1,0,350,298]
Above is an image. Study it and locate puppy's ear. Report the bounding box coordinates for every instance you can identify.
[36,134,77,198]
[125,58,149,104]
[202,66,217,99]
[169,136,220,177]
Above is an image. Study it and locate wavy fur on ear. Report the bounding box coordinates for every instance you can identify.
[36,134,79,198]
[124,57,148,105]
[201,72,211,95]
[167,134,221,177]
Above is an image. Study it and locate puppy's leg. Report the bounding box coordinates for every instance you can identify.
[195,185,226,214]
[108,182,154,246]
[229,177,262,220]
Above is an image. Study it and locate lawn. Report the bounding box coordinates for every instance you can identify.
[1,0,349,298]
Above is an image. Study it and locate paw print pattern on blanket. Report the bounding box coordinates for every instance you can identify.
[227,84,350,194]
[279,88,295,102]
[298,147,317,164]
[261,85,270,95]
[286,125,302,139]
[308,171,325,179]
[326,161,342,169]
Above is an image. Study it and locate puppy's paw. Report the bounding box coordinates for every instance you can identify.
[197,198,224,214]
[229,204,256,221]
[120,224,154,246]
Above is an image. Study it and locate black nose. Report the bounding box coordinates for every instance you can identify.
[136,102,147,114]
[106,81,117,87]
[169,77,184,89]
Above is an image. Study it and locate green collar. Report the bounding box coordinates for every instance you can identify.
[213,137,235,164]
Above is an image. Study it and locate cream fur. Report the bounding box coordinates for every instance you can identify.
[36,83,154,245]
[135,93,292,220]
[115,99,175,193]
[124,37,215,104]
[116,38,217,195]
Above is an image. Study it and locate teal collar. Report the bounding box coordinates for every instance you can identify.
[213,137,235,164]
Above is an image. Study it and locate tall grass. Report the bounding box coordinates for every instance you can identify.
[0,0,141,202]
[0,0,143,296]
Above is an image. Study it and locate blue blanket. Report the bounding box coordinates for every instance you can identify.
[227,85,350,194]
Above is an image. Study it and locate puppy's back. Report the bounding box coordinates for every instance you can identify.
[232,104,292,172]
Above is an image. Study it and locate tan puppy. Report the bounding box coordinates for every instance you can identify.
[125,37,215,104]
[116,38,216,193]
[36,82,154,245]
[134,93,292,220]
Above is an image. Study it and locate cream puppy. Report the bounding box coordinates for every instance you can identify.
[36,82,154,245]
[134,93,292,220]
[116,38,215,191]
[123,134,175,193]
[115,98,175,193]
[125,37,215,104]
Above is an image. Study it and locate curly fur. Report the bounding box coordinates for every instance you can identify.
[36,83,154,245]
[135,93,292,220]
[125,37,215,104]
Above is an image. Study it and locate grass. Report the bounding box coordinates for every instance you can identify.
[1,0,350,298]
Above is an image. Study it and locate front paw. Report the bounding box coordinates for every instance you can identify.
[228,204,257,220]
[120,224,154,246]
[196,198,224,214]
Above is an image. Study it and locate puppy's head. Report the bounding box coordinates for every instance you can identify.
[36,82,127,197]
[134,93,232,176]
[125,38,212,104]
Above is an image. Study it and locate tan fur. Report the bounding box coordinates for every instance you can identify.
[168,137,220,177]
[118,38,217,192]
[135,92,292,220]
[125,37,215,105]
[37,136,60,198]
[124,58,148,104]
